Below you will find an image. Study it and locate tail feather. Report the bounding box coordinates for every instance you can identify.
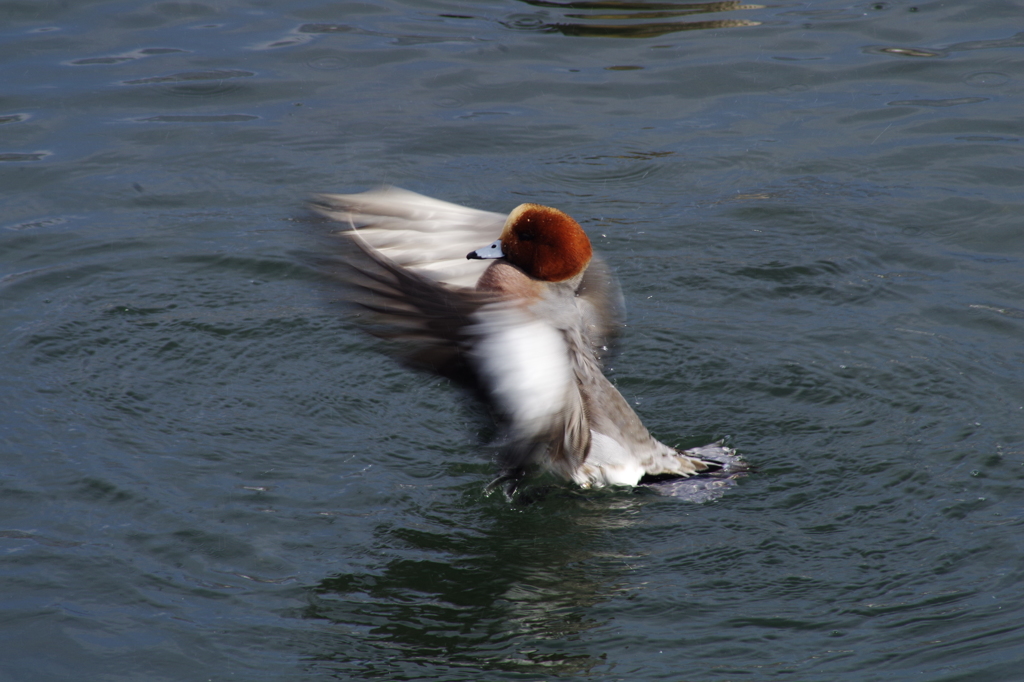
[640,442,747,502]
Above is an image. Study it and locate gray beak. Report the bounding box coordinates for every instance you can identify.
[467,239,505,260]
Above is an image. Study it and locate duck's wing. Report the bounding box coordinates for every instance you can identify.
[310,187,506,289]
[574,255,625,365]
[468,305,591,485]
[317,225,499,383]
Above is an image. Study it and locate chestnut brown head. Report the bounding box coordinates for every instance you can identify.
[493,204,593,282]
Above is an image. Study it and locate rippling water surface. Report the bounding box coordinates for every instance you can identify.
[2,0,1023,680]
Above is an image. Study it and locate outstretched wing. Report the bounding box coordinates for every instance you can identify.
[312,186,625,364]
[332,235,500,382]
[310,186,506,289]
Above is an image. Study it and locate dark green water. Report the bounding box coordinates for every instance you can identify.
[2,1,1023,680]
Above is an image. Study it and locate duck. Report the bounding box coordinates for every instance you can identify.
[310,187,744,497]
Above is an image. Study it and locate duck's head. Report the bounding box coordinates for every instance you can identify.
[467,203,592,282]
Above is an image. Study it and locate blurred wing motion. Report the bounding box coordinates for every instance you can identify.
[311,186,505,289]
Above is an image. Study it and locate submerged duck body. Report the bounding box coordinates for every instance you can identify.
[311,187,743,496]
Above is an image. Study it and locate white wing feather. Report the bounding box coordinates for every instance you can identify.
[311,187,507,289]
[468,305,572,436]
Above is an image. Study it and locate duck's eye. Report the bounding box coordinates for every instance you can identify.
[519,232,536,242]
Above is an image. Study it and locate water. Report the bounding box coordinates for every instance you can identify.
[2,0,1023,679]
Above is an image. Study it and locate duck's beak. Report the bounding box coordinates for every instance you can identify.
[467,239,505,260]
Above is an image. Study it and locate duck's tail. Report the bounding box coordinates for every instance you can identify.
[640,441,748,502]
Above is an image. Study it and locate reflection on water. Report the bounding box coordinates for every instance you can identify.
[305,492,648,677]
[866,30,1024,60]
[512,0,761,38]
[550,18,758,38]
